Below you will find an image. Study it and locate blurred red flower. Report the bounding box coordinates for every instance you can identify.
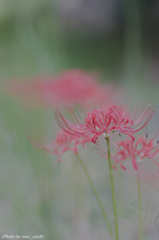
[7,69,119,108]
[29,130,91,162]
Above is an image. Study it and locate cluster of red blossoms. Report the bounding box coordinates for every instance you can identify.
[7,69,159,171]
[54,101,158,170]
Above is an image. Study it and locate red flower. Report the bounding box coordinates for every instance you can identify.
[29,130,91,162]
[54,103,156,143]
[7,69,118,108]
[112,136,159,170]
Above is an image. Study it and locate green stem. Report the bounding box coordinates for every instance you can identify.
[106,136,119,240]
[137,165,143,240]
[76,153,114,240]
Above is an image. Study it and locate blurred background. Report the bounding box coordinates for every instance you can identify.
[0,0,159,239]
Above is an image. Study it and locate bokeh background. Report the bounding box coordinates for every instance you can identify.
[0,0,159,239]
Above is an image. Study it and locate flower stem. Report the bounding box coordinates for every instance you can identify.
[137,165,143,240]
[76,153,114,240]
[106,136,119,240]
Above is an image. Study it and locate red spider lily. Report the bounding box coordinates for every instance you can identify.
[29,130,91,162]
[112,136,159,170]
[54,102,156,144]
[7,69,118,108]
